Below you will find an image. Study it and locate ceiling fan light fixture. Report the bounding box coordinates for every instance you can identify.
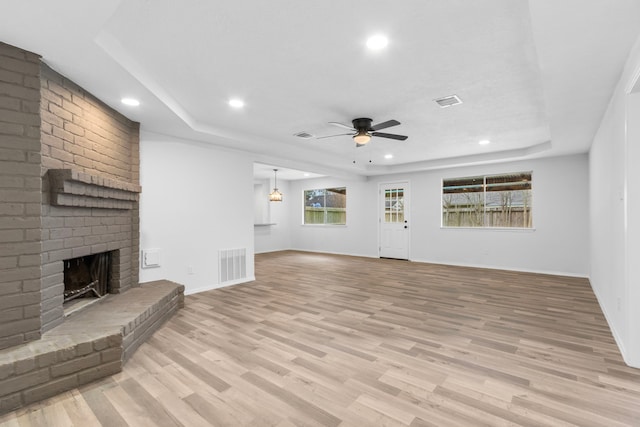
[323,117,406,144]
[353,131,371,145]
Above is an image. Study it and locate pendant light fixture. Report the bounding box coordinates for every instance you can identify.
[269,169,283,202]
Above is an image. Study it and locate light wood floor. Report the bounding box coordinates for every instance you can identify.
[2,251,639,426]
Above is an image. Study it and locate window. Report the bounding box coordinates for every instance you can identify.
[304,187,346,225]
[442,172,532,228]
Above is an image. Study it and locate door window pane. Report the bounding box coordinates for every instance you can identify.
[385,188,404,223]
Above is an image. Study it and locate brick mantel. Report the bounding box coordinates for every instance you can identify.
[48,168,141,209]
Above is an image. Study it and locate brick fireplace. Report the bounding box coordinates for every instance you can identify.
[0,41,141,348]
[0,42,183,413]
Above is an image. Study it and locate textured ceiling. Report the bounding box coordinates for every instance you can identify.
[1,0,639,178]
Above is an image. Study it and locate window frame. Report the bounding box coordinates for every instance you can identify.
[302,187,347,226]
[441,171,533,230]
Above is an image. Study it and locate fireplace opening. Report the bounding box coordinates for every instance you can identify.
[63,252,113,315]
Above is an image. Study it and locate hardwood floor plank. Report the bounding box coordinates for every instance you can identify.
[223,387,287,425]
[60,390,102,426]
[102,383,157,427]
[254,329,327,358]
[164,350,231,393]
[344,400,408,427]
[434,384,544,427]
[183,392,253,427]
[149,364,196,400]
[511,394,632,427]
[241,371,341,427]
[355,394,415,425]
[24,401,73,427]
[118,377,182,427]
[80,381,129,427]
[152,391,212,427]
[2,251,639,426]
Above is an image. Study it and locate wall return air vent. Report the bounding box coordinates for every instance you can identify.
[219,248,247,283]
[434,94,463,108]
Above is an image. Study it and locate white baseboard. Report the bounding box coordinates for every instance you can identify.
[589,280,638,368]
[284,250,588,278]
[255,248,286,254]
[409,257,589,279]
[288,247,378,259]
[184,275,256,296]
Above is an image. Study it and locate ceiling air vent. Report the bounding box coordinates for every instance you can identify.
[434,94,462,108]
[294,131,314,139]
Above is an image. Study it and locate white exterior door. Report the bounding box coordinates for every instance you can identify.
[379,182,409,259]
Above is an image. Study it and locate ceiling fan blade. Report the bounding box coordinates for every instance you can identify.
[370,119,400,131]
[329,122,356,131]
[372,132,408,141]
[316,133,354,139]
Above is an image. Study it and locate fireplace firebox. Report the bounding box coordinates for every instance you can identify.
[63,251,113,310]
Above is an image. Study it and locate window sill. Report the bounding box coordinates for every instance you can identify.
[440,226,536,232]
[301,224,347,227]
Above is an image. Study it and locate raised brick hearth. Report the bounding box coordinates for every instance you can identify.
[0,280,184,413]
[0,41,184,414]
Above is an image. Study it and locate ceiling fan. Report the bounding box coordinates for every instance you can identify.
[318,118,408,147]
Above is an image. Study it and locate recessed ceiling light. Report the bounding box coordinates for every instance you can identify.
[121,98,140,106]
[304,173,310,177]
[479,139,491,145]
[229,98,245,108]
[384,154,393,159]
[366,34,389,50]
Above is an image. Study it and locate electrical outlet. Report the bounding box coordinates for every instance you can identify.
[188,265,194,275]
[617,297,622,311]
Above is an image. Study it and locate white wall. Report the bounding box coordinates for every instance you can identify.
[287,155,589,277]
[406,155,588,276]
[254,179,269,224]
[627,92,640,366]
[288,177,378,258]
[139,131,255,294]
[254,177,291,253]
[590,33,640,367]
